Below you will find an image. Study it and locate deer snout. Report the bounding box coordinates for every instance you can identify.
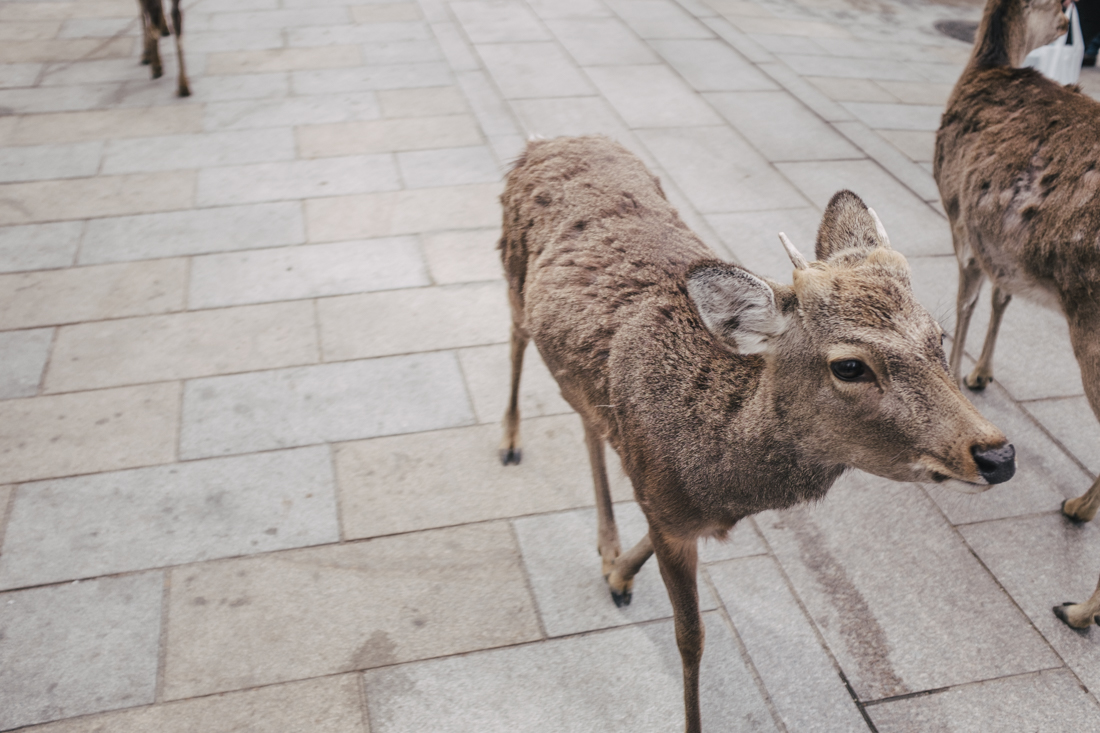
[971,442,1016,484]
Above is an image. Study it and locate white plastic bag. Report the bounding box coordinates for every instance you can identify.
[1024,3,1084,85]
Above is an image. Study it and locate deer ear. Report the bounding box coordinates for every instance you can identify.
[687,264,786,354]
[815,190,886,261]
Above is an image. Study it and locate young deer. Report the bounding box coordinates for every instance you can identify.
[935,0,1100,627]
[138,0,190,97]
[500,136,1016,732]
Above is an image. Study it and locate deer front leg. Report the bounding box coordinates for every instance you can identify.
[950,256,985,382]
[140,3,163,79]
[1064,306,1100,522]
[607,531,653,607]
[964,286,1011,390]
[1054,572,1100,629]
[1064,476,1100,523]
[169,0,190,97]
[499,323,528,465]
[653,530,703,733]
[581,420,623,587]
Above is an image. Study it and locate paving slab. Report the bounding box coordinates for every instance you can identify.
[451,0,550,43]
[162,522,541,699]
[336,414,633,539]
[649,39,777,91]
[290,63,454,95]
[421,228,502,284]
[0,221,77,273]
[842,101,943,131]
[80,202,304,264]
[0,170,195,226]
[191,236,429,308]
[397,145,501,188]
[20,675,367,733]
[354,3,422,23]
[0,141,102,183]
[287,23,431,47]
[508,96,653,163]
[708,554,868,733]
[196,154,401,207]
[586,65,725,127]
[876,129,935,162]
[364,612,777,732]
[1025,396,1100,476]
[805,75,897,103]
[205,47,363,75]
[296,115,483,158]
[868,669,1100,732]
[959,514,1100,693]
[476,42,596,99]
[457,342,574,423]
[0,571,163,730]
[528,0,614,18]
[377,85,469,117]
[757,471,1060,701]
[203,93,382,131]
[0,446,338,589]
[318,281,509,360]
[179,352,474,459]
[705,207,822,279]
[0,327,52,399]
[546,18,662,66]
[605,0,714,39]
[101,128,296,174]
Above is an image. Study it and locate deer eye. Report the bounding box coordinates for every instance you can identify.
[830,359,869,382]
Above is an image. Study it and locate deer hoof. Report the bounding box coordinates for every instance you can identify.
[178,83,191,98]
[611,588,632,607]
[963,372,991,391]
[1061,498,1096,524]
[1053,602,1094,629]
[499,447,522,466]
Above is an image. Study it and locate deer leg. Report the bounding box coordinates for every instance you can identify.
[963,286,1011,391]
[1064,306,1100,522]
[140,2,163,79]
[581,420,623,584]
[606,531,653,607]
[653,530,703,733]
[499,322,528,466]
[950,257,985,382]
[169,0,190,97]
[138,3,151,65]
[1054,572,1100,629]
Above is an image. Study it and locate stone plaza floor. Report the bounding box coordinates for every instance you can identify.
[2,0,1100,729]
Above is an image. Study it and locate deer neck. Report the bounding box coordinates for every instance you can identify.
[969,0,1031,70]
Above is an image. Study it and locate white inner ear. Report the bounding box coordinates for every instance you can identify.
[687,266,786,354]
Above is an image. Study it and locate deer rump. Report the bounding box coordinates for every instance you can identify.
[499,135,1013,732]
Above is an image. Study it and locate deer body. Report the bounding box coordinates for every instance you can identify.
[501,136,1015,731]
[935,0,1100,628]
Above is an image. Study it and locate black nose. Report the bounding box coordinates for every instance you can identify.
[971,443,1016,484]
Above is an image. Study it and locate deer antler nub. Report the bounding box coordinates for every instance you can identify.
[867,208,891,248]
[778,232,809,270]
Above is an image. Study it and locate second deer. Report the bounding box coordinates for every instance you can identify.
[936,0,1100,628]
[501,136,1016,732]
[138,0,190,97]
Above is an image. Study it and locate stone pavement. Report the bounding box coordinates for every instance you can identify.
[2,0,1100,729]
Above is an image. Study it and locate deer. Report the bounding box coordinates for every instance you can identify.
[499,135,1017,732]
[138,0,190,97]
[935,0,1100,629]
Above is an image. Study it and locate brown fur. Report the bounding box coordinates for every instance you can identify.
[138,0,189,97]
[936,0,1100,629]
[500,136,1014,730]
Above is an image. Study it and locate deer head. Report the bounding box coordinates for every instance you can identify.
[974,0,1069,68]
[688,191,1015,491]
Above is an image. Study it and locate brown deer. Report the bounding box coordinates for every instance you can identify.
[138,0,190,97]
[935,0,1100,628]
[500,136,1016,732]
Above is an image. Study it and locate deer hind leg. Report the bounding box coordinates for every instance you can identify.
[499,288,528,465]
[169,0,190,97]
[963,286,1011,391]
[139,1,163,79]
[653,530,703,733]
[1054,572,1100,629]
[950,256,985,382]
[607,531,653,607]
[1064,307,1100,522]
[581,420,623,583]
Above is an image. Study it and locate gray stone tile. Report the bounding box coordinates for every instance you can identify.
[758,471,1061,700]
[705,207,823,280]
[755,61,854,123]
[842,101,943,131]
[650,39,776,91]
[203,93,382,131]
[0,221,81,273]
[832,121,941,203]
[184,29,286,53]
[378,85,468,117]
[0,572,162,730]
[508,96,653,163]
[0,141,102,183]
[451,0,550,43]
[430,20,482,71]
[0,258,186,330]
[729,16,852,38]
[605,0,714,39]
[454,70,521,137]
[905,253,959,333]
[805,75,898,103]
[188,8,351,32]
[297,115,484,157]
[638,126,809,213]
[80,202,304,264]
[179,353,474,459]
[0,328,51,399]
[362,39,445,65]
[477,42,596,99]
[191,236,429,308]
[22,675,367,733]
[318,281,509,361]
[749,33,828,55]
[775,159,951,256]
[586,65,724,127]
[515,502,724,636]
[363,612,778,732]
[196,154,400,206]
[706,91,861,162]
[337,414,633,539]
[873,80,954,106]
[546,18,661,66]
[922,381,1088,524]
[101,128,295,174]
[703,16,775,65]
[422,228,503,285]
[398,145,502,188]
[163,522,541,699]
[0,447,338,589]
[782,54,928,82]
[37,57,158,87]
[708,555,869,733]
[0,83,123,115]
[44,301,319,393]
[457,342,572,424]
[960,514,1100,693]
[869,669,1100,732]
[170,72,291,103]
[528,0,614,18]
[877,129,936,163]
[287,22,430,47]
[290,63,453,95]
[1026,396,1100,475]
